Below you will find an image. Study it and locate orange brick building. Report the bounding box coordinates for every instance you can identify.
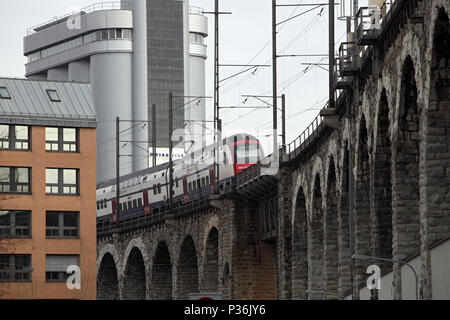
[0,78,96,299]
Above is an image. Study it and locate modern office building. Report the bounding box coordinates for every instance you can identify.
[23,0,208,183]
[0,78,97,299]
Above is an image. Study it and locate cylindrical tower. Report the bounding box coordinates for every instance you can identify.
[91,53,133,182]
[188,7,208,151]
[121,0,149,173]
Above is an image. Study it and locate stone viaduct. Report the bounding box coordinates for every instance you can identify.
[96,0,450,300]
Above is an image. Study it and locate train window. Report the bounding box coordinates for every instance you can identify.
[153,185,157,195]
[96,201,100,210]
[138,198,142,207]
[104,201,107,209]
[193,181,196,190]
[128,200,132,209]
[188,182,192,192]
[202,177,205,187]
[157,184,161,194]
[197,179,201,188]
[133,199,137,208]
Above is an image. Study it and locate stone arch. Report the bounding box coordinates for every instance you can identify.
[391,56,422,299]
[324,156,339,298]
[354,113,372,298]
[292,186,308,299]
[373,88,393,273]
[426,6,450,244]
[203,227,219,292]
[419,6,450,299]
[177,236,199,299]
[97,252,120,300]
[97,244,121,275]
[151,241,173,300]
[338,141,352,297]
[122,247,147,300]
[309,173,324,298]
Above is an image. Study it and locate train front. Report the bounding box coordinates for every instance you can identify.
[227,134,264,174]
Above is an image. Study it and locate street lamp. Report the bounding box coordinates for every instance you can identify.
[351,254,420,300]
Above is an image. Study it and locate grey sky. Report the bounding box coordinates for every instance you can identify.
[0,0,355,154]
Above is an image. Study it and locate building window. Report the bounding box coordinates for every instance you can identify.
[0,210,31,238]
[45,168,78,195]
[45,127,77,152]
[0,87,11,99]
[0,255,31,282]
[46,89,61,102]
[45,255,79,282]
[46,211,78,238]
[0,125,30,150]
[0,167,31,193]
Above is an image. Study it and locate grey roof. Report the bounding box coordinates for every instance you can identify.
[0,77,96,128]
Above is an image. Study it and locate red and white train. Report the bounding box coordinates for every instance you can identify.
[96,134,263,222]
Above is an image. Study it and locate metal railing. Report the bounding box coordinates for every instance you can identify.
[189,6,205,14]
[286,111,325,161]
[236,162,262,187]
[27,1,122,35]
[356,0,397,45]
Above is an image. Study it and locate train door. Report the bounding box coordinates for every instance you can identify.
[112,199,118,223]
[143,190,150,215]
[183,177,188,204]
[209,167,215,194]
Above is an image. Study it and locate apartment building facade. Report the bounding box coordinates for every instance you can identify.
[0,78,96,299]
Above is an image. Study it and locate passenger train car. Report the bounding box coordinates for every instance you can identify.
[96,134,263,223]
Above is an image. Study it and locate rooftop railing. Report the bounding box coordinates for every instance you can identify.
[27,1,122,35]
[286,109,325,161]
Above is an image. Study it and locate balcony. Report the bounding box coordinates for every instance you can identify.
[356,6,382,46]
[338,41,360,77]
[334,57,352,90]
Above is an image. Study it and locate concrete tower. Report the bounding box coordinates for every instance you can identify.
[187,6,208,151]
[121,0,149,173]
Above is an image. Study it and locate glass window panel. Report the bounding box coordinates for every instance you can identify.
[109,29,116,39]
[46,212,59,227]
[0,125,9,139]
[14,126,28,140]
[46,90,60,102]
[15,212,29,227]
[123,29,131,39]
[16,168,29,183]
[116,29,122,38]
[0,87,11,99]
[63,213,77,227]
[45,127,58,141]
[46,169,58,184]
[63,169,76,184]
[63,128,76,142]
[0,167,10,183]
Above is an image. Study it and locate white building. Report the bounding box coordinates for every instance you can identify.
[23,1,208,183]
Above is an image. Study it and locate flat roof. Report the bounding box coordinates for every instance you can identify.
[0,77,96,128]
